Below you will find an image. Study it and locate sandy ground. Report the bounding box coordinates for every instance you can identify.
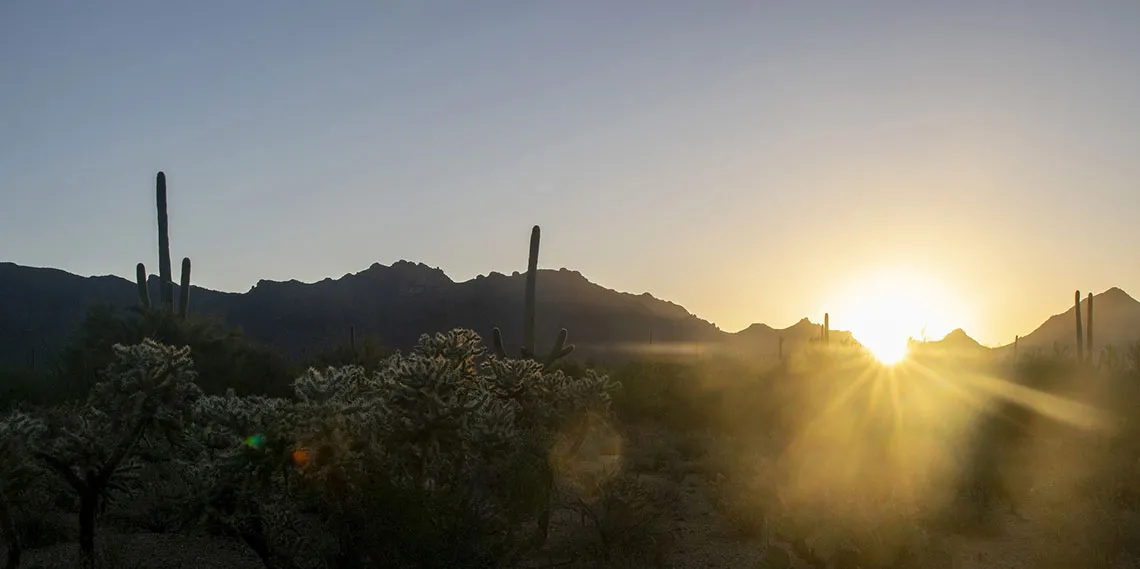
[10,504,1139,569]
[11,467,1140,568]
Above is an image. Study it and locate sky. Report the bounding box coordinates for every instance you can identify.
[2,1,1139,347]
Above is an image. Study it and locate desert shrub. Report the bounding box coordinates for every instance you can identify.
[12,510,74,550]
[617,423,710,486]
[0,367,62,411]
[174,329,622,569]
[24,340,204,569]
[622,425,683,476]
[2,332,690,569]
[547,357,589,378]
[103,461,196,534]
[709,472,771,539]
[300,333,395,373]
[702,430,944,568]
[559,468,681,567]
[673,430,710,462]
[1007,349,1078,393]
[0,408,53,566]
[56,305,295,401]
[178,389,310,569]
[764,492,935,569]
[705,441,778,540]
[609,361,715,430]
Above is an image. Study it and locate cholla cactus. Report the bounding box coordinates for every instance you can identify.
[0,410,47,569]
[173,329,619,568]
[183,390,305,569]
[30,339,202,569]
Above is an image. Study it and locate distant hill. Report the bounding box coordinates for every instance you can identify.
[994,287,1140,355]
[905,288,1140,358]
[0,261,838,365]
[724,318,855,358]
[908,328,990,358]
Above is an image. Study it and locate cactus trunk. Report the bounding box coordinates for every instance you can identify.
[156,172,173,311]
[1086,292,1094,364]
[135,263,151,309]
[491,225,574,368]
[1075,290,1084,363]
[823,313,830,344]
[138,172,192,317]
[178,257,191,319]
[523,226,539,358]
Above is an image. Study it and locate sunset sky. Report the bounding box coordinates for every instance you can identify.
[2,1,1139,347]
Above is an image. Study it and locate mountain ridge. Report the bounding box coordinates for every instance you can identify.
[4,260,1139,365]
[0,260,780,364]
[992,287,1140,354]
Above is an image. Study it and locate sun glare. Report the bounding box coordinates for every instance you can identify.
[828,269,968,365]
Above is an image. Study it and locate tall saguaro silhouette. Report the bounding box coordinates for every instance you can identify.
[135,171,192,318]
[491,225,574,367]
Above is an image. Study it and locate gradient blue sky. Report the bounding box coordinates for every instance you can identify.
[3,1,1139,346]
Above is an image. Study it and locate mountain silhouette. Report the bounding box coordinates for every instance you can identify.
[996,287,1140,355]
[725,317,855,357]
[0,261,794,365]
[4,261,1138,367]
[908,327,990,358]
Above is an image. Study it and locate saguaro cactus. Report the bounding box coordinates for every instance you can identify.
[491,225,574,367]
[490,226,577,548]
[178,258,191,319]
[1086,292,1094,365]
[1075,290,1084,363]
[135,263,151,309]
[823,313,830,344]
[135,172,192,319]
[156,173,173,310]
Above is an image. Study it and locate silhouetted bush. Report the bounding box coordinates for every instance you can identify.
[53,305,296,401]
[299,333,395,373]
[0,367,60,411]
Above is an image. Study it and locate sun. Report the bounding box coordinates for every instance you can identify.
[869,338,910,365]
[826,269,968,365]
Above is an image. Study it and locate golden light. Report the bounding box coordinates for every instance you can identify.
[827,269,970,365]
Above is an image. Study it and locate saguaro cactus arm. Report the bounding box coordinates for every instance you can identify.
[542,328,575,367]
[491,327,509,359]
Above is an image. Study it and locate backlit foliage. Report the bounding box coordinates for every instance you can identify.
[76,329,624,568]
